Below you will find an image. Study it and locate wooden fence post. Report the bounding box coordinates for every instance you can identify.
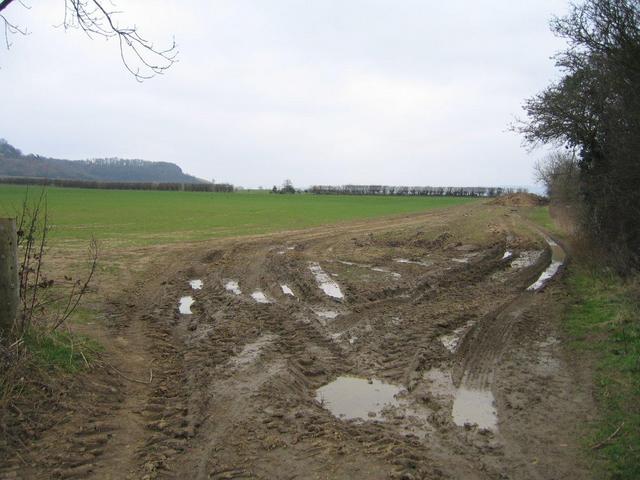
[0,218,19,338]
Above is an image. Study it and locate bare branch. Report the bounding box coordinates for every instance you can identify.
[62,0,177,80]
[1,0,177,80]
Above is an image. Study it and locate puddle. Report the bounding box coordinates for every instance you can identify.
[189,279,203,290]
[452,387,498,430]
[251,291,271,303]
[394,258,432,267]
[229,334,277,368]
[440,321,475,353]
[527,237,566,291]
[510,250,543,269]
[451,258,469,264]
[309,262,344,299]
[371,267,402,278]
[338,260,359,266]
[502,251,513,260]
[316,376,402,421]
[224,280,242,295]
[178,296,195,314]
[314,309,339,327]
[281,284,295,296]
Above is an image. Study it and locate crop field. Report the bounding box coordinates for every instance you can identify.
[0,185,477,245]
[1,191,612,480]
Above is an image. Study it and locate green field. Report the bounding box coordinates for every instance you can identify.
[0,185,477,246]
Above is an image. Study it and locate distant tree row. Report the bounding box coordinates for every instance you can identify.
[307,185,526,197]
[0,176,234,193]
[271,179,297,194]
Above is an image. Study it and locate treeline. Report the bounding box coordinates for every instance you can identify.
[519,0,640,271]
[0,176,234,192]
[308,185,526,196]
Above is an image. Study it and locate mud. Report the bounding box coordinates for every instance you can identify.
[2,204,595,480]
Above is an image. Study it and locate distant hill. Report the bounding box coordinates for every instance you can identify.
[0,139,206,184]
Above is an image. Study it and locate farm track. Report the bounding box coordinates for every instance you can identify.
[2,205,595,479]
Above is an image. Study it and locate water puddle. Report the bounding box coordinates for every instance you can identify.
[229,334,277,368]
[452,387,498,430]
[189,279,203,290]
[371,267,402,278]
[439,321,475,353]
[251,291,271,303]
[451,258,469,264]
[224,280,242,295]
[178,296,195,314]
[510,250,544,269]
[309,262,344,299]
[527,237,566,291]
[394,258,432,267]
[281,284,295,296]
[316,376,402,421]
[339,261,401,278]
[527,262,562,291]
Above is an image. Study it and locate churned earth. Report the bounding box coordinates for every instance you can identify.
[1,202,595,479]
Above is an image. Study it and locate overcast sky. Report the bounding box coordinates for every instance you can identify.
[1,0,569,189]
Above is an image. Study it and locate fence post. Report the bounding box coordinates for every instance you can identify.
[0,218,19,338]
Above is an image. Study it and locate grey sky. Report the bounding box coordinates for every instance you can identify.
[1,0,568,189]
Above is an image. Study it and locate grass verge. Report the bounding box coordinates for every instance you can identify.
[565,268,640,479]
[529,205,639,478]
[22,329,103,373]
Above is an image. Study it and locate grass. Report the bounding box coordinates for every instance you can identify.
[565,269,640,479]
[22,329,103,373]
[525,205,561,236]
[0,185,478,246]
[530,206,639,478]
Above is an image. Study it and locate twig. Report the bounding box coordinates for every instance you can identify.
[105,362,153,385]
[591,422,624,450]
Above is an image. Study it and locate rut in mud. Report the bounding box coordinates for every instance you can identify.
[2,206,594,480]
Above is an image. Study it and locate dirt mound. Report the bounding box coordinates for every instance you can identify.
[491,192,548,207]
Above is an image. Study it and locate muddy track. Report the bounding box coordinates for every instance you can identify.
[3,205,594,479]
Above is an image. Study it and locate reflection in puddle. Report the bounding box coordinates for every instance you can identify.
[281,284,295,296]
[229,334,277,368]
[452,387,498,430]
[309,262,344,299]
[451,258,469,264]
[440,321,475,353]
[510,250,544,269]
[371,267,402,278]
[316,376,402,421]
[224,280,241,295]
[189,279,203,290]
[178,296,195,314]
[394,258,432,267]
[527,237,566,291]
[251,291,270,303]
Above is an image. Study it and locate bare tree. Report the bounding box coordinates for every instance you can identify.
[0,0,177,80]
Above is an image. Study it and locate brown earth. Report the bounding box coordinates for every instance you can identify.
[0,203,596,479]
[490,193,548,207]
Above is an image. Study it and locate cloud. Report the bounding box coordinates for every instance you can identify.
[0,0,570,188]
